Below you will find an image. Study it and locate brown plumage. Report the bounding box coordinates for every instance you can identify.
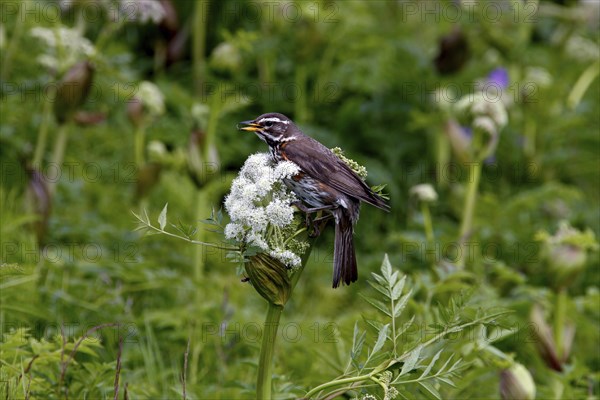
[239,113,389,287]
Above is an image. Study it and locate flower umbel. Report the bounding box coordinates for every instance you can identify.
[224,153,307,268]
[30,26,96,72]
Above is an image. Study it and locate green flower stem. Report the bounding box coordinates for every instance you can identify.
[256,303,283,400]
[304,311,509,398]
[523,117,536,159]
[554,288,567,361]
[134,124,146,167]
[33,85,57,167]
[436,133,450,188]
[193,190,207,280]
[193,0,208,96]
[205,90,221,161]
[0,2,24,82]
[294,65,308,124]
[257,236,316,399]
[567,60,600,110]
[421,202,434,245]
[95,19,125,53]
[134,212,237,251]
[457,161,482,267]
[49,123,70,195]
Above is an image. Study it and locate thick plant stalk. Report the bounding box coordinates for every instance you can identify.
[49,123,70,195]
[134,124,146,167]
[459,162,481,239]
[256,303,283,400]
[457,161,482,267]
[33,85,57,167]
[256,238,315,399]
[193,0,208,96]
[554,288,567,361]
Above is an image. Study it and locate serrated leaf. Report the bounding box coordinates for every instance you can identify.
[360,294,391,317]
[393,290,412,318]
[396,315,416,340]
[370,272,387,287]
[437,377,457,387]
[436,355,453,374]
[400,345,422,376]
[351,322,366,361]
[368,279,389,298]
[143,208,151,223]
[372,324,389,355]
[390,270,400,287]
[381,254,393,281]
[420,349,443,379]
[418,381,441,400]
[158,203,168,230]
[391,275,406,300]
[365,318,384,332]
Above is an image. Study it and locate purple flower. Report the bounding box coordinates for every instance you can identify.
[488,67,509,89]
[461,126,473,139]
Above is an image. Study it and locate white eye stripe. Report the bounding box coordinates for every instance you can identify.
[259,117,289,124]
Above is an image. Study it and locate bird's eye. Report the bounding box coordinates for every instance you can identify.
[264,121,273,127]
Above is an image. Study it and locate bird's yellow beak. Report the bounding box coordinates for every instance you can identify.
[237,120,261,132]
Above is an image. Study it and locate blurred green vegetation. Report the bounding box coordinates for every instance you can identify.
[0,0,598,399]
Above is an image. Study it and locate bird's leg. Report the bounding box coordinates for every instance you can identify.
[309,214,334,237]
[292,201,335,236]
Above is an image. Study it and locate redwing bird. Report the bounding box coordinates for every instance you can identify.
[238,113,390,288]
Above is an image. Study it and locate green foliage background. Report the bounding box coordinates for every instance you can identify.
[1,1,598,399]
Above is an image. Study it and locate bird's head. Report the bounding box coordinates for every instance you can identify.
[238,113,294,144]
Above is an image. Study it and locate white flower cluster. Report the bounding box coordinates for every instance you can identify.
[455,91,508,137]
[119,0,166,24]
[410,183,438,202]
[225,153,303,267]
[30,26,95,71]
[136,81,165,116]
[565,35,599,63]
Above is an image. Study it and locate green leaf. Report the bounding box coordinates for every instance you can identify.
[381,254,393,281]
[389,270,399,288]
[351,322,366,362]
[420,349,443,379]
[372,324,389,355]
[158,203,168,230]
[370,272,388,287]
[393,290,412,318]
[391,275,406,301]
[360,294,391,317]
[367,279,390,298]
[418,381,441,400]
[400,345,422,376]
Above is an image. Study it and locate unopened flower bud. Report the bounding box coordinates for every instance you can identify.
[187,129,220,188]
[434,27,469,75]
[147,140,168,162]
[127,97,144,128]
[210,42,242,74]
[530,304,562,371]
[536,221,598,287]
[135,163,162,201]
[410,184,438,202]
[499,363,536,400]
[25,166,51,245]
[444,119,471,162]
[331,147,367,180]
[53,60,94,124]
[246,253,291,306]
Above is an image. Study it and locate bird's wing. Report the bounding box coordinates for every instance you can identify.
[282,137,390,211]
